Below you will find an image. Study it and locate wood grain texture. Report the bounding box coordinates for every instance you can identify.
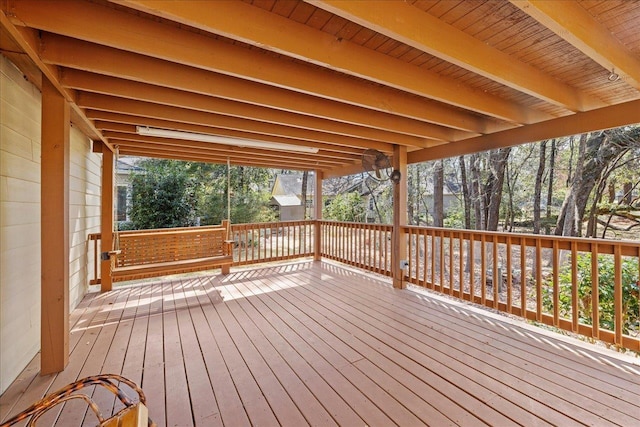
[2,261,638,426]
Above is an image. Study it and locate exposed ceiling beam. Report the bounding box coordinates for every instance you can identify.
[511,0,640,90]
[310,0,604,111]
[89,113,367,159]
[76,92,395,154]
[104,131,346,167]
[113,0,550,124]
[409,99,640,163]
[60,68,433,147]
[102,127,358,163]
[114,144,320,171]
[40,34,464,141]
[0,10,108,146]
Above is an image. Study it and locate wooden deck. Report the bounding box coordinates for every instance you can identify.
[1,261,639,426]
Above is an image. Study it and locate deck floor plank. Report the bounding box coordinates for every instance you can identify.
[194,279,281,427]
[301,271,607,426]
[171,278,222,427]
[185,278,252,427]
[80,284,144,426]
[2,261,639,427]
[0,292,101,425]
[242,275,399,426]
[269,269,508,426]
[329,269,640,424]
[229,278,367,427]
[141,284,166,427]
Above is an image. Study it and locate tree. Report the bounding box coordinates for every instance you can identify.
[459,156,472,229]
[301,170,309,219]
[555,128,640,236]
[533,140,548,234]
[323,192,365,222]
[433,160,444,227]
[484,148,511,231]
[129,159,196,229]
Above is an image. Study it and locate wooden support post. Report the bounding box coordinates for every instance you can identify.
[100,148,114,292]
[40,78,70,375]
[314,170,323,261]
[392,145,408,289]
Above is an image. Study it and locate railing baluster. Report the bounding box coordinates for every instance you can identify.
[469,233,475,302]
[459,233,464,300]
[614,244,623,346]
[591,243,600,338]
[481,234,486,307]
[536,239,542,322]
[552,239,559,326]
[492,235,498,309]
[571,241,578,332]
[449,232,454,296]
[520,237,526,318]
[506,236,512,313]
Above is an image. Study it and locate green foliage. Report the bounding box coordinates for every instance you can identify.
[127,159,276,229]
[129,159,196,229]
[323,192,365,222]
[543,253,640,335]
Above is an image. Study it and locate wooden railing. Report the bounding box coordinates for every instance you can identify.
[230,220,314,266]
[319,221,393,277]
[88,232,101,285]
[88,221,639,351]
[404,226,640,351]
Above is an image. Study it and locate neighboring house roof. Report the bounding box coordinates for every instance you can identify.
[116,157,144,173]
[271,195,301,207]
[272,173,314,197]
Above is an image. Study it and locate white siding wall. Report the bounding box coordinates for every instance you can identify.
[0,55,101,394]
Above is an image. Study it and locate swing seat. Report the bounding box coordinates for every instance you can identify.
[109,221,233,282]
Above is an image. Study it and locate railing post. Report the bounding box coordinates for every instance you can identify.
[392,145,407,289]
[314,170,323,261]
[40,77,70,375]
[100,146,114,292]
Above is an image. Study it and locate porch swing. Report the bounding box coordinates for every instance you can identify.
[107,151,233,282]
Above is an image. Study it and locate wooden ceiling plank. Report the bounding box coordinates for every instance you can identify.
[512,0,640,90]
[311,0,602,111]
[11,0,489,134]
[60,68,433,147]
[76,92,397,153]
[409,99,640,163]
[112,0,551,123]
[40,34,476,139]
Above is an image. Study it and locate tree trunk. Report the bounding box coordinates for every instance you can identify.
[408,165,415,225]
[623,182,633,205]
[470,153,483,230]
[459,155,472,229]
[554,131,632,236]
[533,140,547,234]
[608,180,616,203]
[433,160,444,227]
[301,170,308,219]
[485,148,511,231]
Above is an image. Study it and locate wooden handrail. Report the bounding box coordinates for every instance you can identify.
[402,225,640,351]
[88,221,639,351]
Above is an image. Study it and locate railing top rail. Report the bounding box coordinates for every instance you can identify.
[402,224,640,248]
[319,220,393,228]
[231,219,314,229]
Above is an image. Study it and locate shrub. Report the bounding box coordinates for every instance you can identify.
[543,253,639,335]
